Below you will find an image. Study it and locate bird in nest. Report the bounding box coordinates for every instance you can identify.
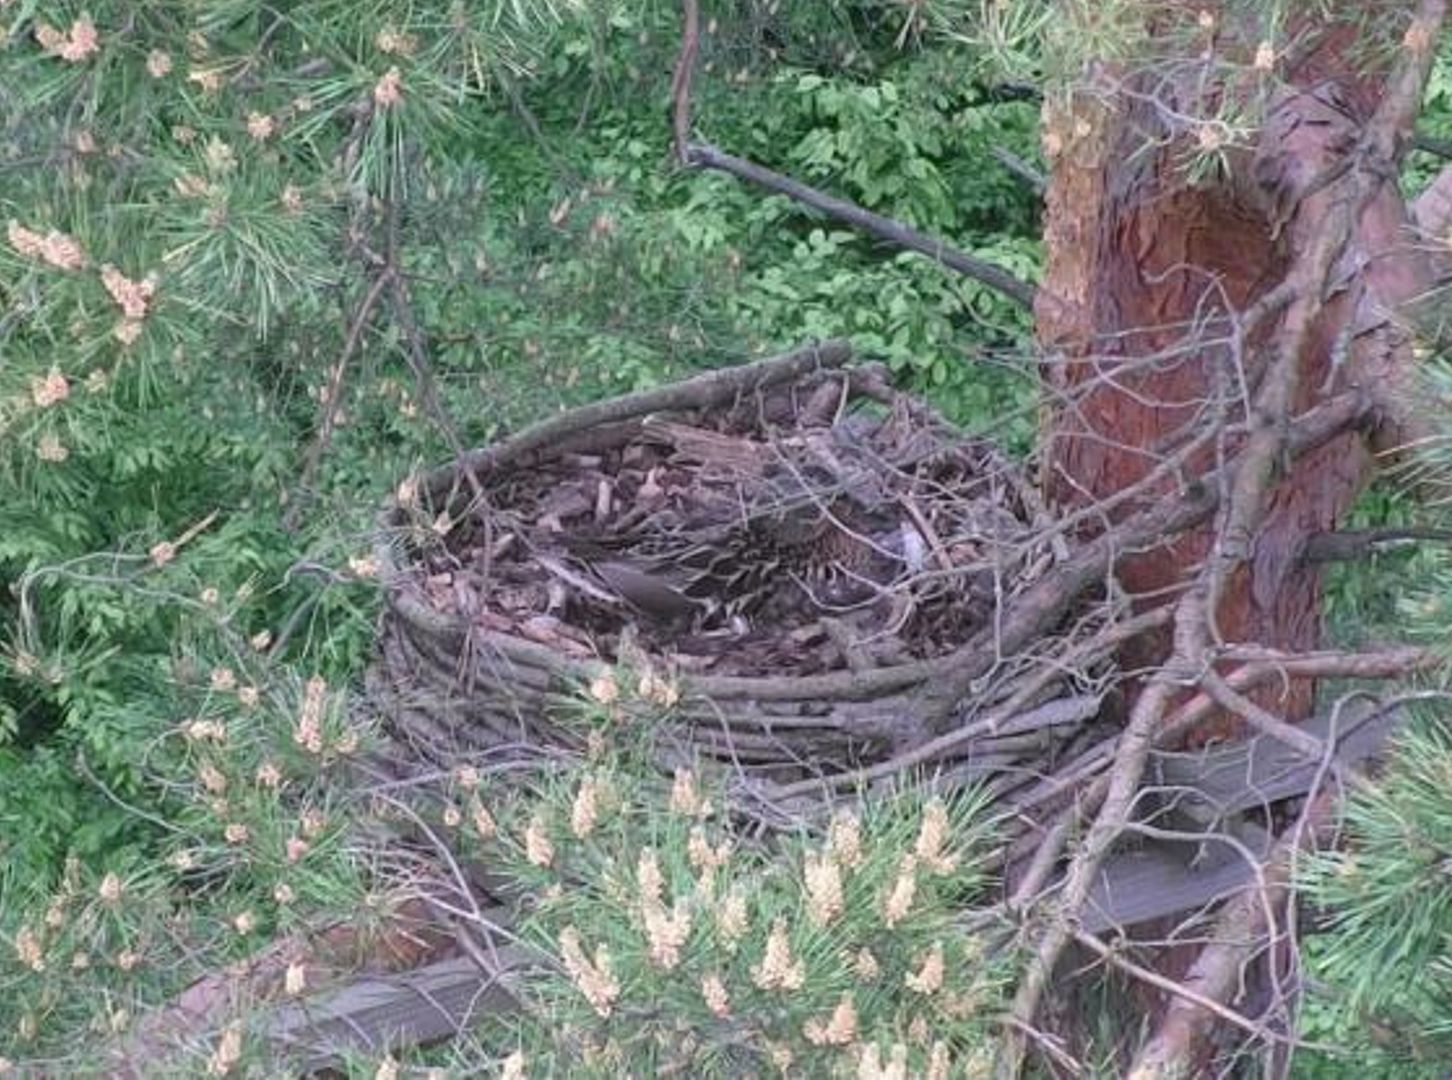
[536,500,928,631]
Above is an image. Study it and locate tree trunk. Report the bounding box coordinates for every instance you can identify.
[1035,11,1433,742]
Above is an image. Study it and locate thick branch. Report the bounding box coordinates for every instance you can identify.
[682,142,1039,311]
[1413,155,1452,236]
[669,0,699,164]
[1301,525,1452,563]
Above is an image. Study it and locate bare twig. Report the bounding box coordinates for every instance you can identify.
[287,269,392,528]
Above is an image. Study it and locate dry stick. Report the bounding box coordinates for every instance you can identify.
[1413,148,1452,233]
[683,142,1039,312]
[998,584,1211,1079]
[669,0,699,165]
[287,269,392,529]
[765,695,1103,800]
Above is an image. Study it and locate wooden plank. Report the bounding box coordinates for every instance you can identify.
[1074,701,1408,934]
[262,948,530,1073]
[1081,821,1274,934]
[1148,700,1401,822]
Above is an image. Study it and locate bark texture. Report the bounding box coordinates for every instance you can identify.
[1037,14,1432,739]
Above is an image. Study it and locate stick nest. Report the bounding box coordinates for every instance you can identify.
[372,343,1115,795]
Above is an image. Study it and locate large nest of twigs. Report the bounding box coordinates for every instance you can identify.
[371,341,1119,797]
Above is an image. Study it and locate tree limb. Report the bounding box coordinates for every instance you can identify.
[1300,525,1452,563]
[670,0,699,165]
[682,141,1040,311]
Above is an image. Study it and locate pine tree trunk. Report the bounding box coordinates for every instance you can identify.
[1035,14,1432,740]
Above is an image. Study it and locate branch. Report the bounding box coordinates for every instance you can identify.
[991,145,1047,195]
[682,141,1039,311]
[1300,525,1452,563]
[285,268,391,530]
[1414,155,1452,236]
[669,0,699,165]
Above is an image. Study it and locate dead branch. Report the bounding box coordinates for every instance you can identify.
[670,0,699,165]
[682,141,1040,311]
[1300,525,1452,563]
[286,268,391,529]
[991,145,1047,195]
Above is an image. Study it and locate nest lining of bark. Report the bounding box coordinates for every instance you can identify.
[371,340,1128,807]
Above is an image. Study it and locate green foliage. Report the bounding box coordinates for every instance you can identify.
[458,687,1009,1076]
[0,0,1043,1068]
[0,608,375,1068]
[1298,705,1452,1073]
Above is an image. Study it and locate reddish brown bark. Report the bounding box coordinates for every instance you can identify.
[1036,16,1431,741]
